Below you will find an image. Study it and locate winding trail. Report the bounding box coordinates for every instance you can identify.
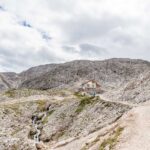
[115,102,150,150]
[98,94,138,107]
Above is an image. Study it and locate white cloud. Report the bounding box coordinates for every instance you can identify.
[0,0,150,72]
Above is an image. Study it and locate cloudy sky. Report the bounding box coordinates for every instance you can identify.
[0,0,150,72]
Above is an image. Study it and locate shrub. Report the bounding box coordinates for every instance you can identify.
[75,96,94,114]
[99,127,124,150]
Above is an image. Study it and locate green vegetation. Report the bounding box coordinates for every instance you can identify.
[36,100,47,112]
[6,103,21,115]
[103,101,112,108]
[75,96,95,114]
[99,127,124,150]
[48,88,71,96]
[4,88,49,98]
[42,110,55,124]
[4,89,15,98]
[74,92,84,99]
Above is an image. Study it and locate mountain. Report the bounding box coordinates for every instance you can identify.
[1,58,150,150]
[19,58,150,90]
[19,63,59,82]
[0,63,58,91]
[0,72,20,91]
[1,58,150,103]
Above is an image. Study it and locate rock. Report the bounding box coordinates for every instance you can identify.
[37,113,45,120]
[30,127,37,136]
[37,124,43,130]
[36,142,46,150]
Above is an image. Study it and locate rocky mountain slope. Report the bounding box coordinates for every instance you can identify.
[0,63,58,91]
[0,72,20,91]
[1,58,150,150]
[20,59,150,90]
[1,58,150,104]
[0,90,131,150]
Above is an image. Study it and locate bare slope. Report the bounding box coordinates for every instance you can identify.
[20,59,150,90]
[1,58,150,105]
[0,91,131,150]
[19,58,150,104]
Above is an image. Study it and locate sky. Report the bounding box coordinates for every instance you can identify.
[0,0,150,72]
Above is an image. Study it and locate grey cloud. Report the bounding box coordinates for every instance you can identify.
[79,43,107,57]
[0,47,63,72]
[62,43,107,58]
[20,20,32,28]
[36,48,63,62]
[45,0,76,12]
[0,5,5,11]
[62,45,78,53]
[1,0,150,72]
[61,14,126,43]
[41,32,52,41]
[0,48,15,57]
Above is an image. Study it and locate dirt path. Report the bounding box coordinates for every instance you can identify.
[99,94,138,107]
[115,103,150,150]
[0,95,66,106]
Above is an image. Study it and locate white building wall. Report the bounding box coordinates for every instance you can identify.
[84,81,97,88]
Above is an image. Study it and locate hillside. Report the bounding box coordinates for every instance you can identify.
[20,59,150,90]
[0,90,131,150]
[1,58,150,104]
[1,58,150,150]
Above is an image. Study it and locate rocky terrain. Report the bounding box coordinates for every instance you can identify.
[0,58,150,150]
[1,58,150,104]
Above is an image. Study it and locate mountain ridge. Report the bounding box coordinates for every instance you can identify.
[1,58,150,150]
[1,58,150,104]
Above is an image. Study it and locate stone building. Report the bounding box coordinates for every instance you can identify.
[79,80,101,96]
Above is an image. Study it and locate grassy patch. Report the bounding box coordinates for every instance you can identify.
[7,103,21,115]
[75,96,94,114]
[99,127,124,150]
[4,89,15,98]
[74,92,84,98]
[42,110,55,124]
[4,88,49,98]
[103,101,112,108]
[36,100,47,112]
